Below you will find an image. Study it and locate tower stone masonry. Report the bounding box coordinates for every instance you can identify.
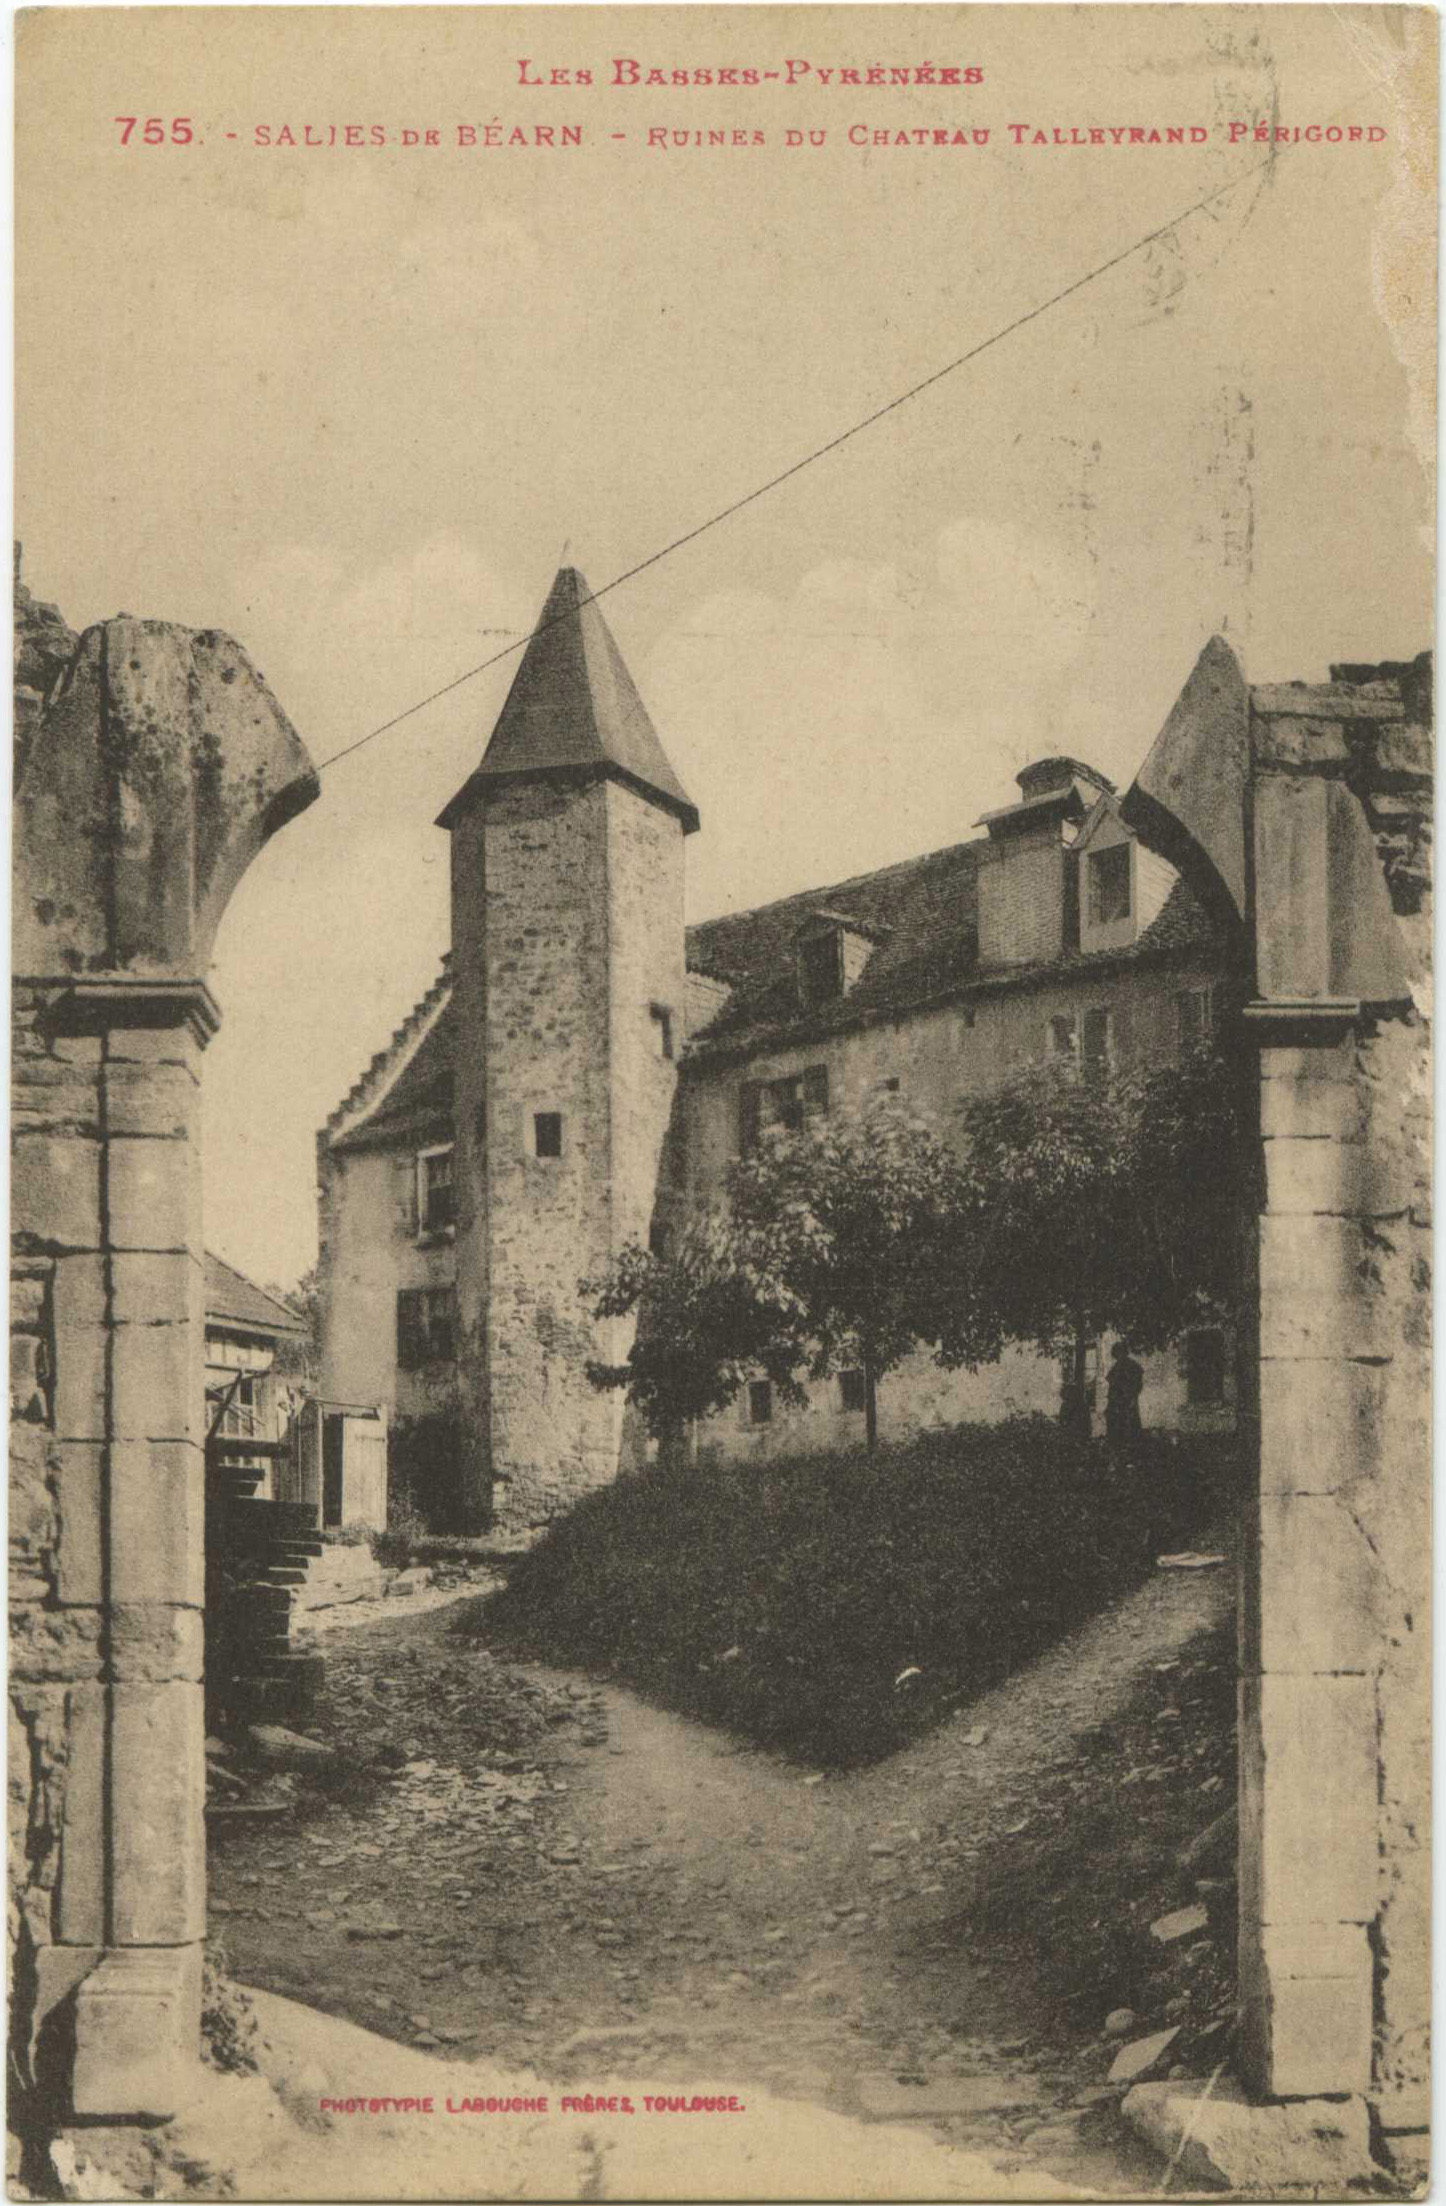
[438,568,697,1531]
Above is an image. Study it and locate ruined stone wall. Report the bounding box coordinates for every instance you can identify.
[1240,675,1432,2134]
[9,569,316,2128]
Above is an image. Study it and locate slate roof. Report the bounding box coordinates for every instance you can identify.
[204,1252,308,1339]
[437,567,698,833]
[680,843,1221,1063]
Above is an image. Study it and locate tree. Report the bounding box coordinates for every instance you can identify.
[955,1046,1251,1429]
[584,1101,981,1451]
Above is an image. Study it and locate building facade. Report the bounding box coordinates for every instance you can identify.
[317,567,1246,1533]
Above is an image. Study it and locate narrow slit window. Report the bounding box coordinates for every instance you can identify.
[534,1112,563,1159]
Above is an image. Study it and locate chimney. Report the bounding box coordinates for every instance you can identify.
[974,757,1114,967]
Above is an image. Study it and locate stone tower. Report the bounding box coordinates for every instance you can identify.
[438,568,698,1532]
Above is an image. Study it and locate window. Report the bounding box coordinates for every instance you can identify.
[1048,1013,1077,1059]
[533,1111,563,1159]
[1176,986,1215,1056]
[839,1368,867,1412]
[417,1144,455,1235]
[747,1378,774,1426]
[397,1287,457,1370]
[218,1372,257,1438]
[650,1003,675,1061]
[740,1065,830,1151]
[1081,1007,1111,1077]
[799,929,844,1007]
[1185,1329,1227,1406]
[1088,844,1132,926]
[1058,1341,1100,1416]
[649,1220,669,1259]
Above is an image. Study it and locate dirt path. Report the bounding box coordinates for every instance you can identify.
[210,1560,1230,2192]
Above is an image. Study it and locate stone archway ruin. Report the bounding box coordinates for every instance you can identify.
[1122,637,1431,2157]
[9,579,318,2134]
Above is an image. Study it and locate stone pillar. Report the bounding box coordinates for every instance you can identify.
[1239,689,1428,2119]
[1125,641,1430,2152]
[10,601,317,2127]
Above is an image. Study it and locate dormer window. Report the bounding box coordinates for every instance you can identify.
[795,910,885,1008]
[1088,844,1132,927]
[800,929,845,1006]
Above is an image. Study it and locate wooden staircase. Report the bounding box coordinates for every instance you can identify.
[205,1441,326,1727]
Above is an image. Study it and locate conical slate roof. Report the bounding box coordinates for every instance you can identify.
[437,567,698,832]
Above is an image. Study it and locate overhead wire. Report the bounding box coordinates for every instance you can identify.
[314,126,1317,777]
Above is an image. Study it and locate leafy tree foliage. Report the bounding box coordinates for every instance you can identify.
[955,1046,1251,1424]
[585,1102,978,1448]
[585,1048,1249,1452]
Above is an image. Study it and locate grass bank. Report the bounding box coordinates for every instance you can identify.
[464,1418,1231,1767]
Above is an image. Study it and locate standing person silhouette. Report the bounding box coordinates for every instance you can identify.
[1104,1339,1145,1449]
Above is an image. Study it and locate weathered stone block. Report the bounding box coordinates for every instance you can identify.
[110,1251,196,1329]
[51,1251,107,1334]
[110,1603,203,1684]
[1374,1850,1430,2120]
[109,1681,205,1943]
[54,1441,104,1606]
[9,1422,59,1595]
[1260,1072,1365,1141]
[10,1332,49,1424]
[1243,1921,1375,2098]
[1252,1493,1375,1673]
[105,1139,193,1254]
[11,1132,102,1251]
[1371,721,1434,789]
[51,1320,107,1443]
[1258,1216,1389,1358]
[1259,1037,1358,1084]
[1123,2077,1375,2191]
[104,1025,203,1068]
[1255,776,1332,1001]
[55,1682,105,1944]
[71,1944,203,2120]
[10,1060,103,1136]
[110,1320,196,1444]
[1264,1133,1411,1218]
[101,1060,199,1140]
[10,1604,103,1683]
[1239,1675,1377,1927]
[1258,1356,1384,1492]
[1254,714,1350,770]
[109,1441,204,1609]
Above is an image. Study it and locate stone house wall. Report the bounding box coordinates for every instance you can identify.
[679,950,1232,1461]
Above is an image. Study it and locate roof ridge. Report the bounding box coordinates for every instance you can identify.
[686,835,985,949]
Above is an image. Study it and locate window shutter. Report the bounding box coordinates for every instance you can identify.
[430,1289,458,1364]
[397,1289,425,1371]
[739,1082,762,1153]
[803,1064,830,1119]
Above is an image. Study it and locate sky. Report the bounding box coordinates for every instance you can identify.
[16,6,1434,1290]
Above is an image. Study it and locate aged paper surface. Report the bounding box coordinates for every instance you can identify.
[11,6,1435,2202]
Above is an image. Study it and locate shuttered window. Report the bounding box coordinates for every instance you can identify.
[397,1287,457,1370]
[741,1065,831,1151]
